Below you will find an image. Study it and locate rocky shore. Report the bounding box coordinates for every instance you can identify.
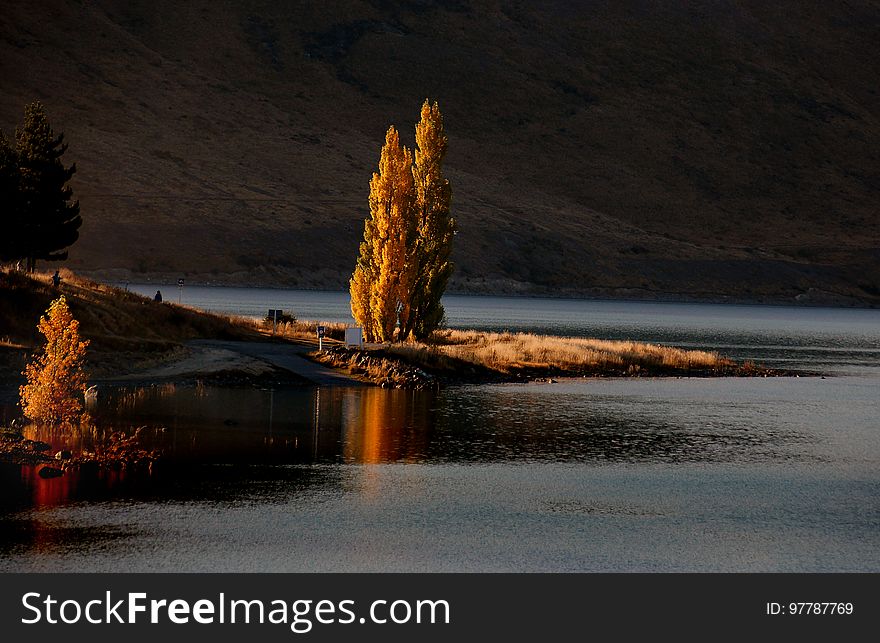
[0,426,160,474]
[313,346,439,390]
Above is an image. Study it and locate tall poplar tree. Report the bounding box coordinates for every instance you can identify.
[15,101,81,272]
[350,126,415,342]
[402,100,455,341]
[350,102,455,343]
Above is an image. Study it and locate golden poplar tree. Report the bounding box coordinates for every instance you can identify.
[350,126,415,342]
[402,99,455,341]
[20,296,90,425]
[350,252,375,341]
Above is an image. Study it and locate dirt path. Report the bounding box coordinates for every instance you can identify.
[104,339,365,387]
[187,339,365,387]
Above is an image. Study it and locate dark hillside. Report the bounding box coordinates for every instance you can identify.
[1,1,877,304]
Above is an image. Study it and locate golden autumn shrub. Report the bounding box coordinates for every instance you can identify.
[19,296,90,425]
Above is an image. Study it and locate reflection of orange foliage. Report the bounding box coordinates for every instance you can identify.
[19,296,89,425]
[25,464,128,511]
[30,466,77,508]
[360,392,386,465]
[344,389,430,464]
[25,418,93,454]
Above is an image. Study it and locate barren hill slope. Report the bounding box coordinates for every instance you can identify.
[1,0,878,304]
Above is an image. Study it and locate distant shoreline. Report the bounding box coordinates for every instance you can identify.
[78,272,879,310]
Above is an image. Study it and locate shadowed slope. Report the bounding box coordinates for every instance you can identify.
[1,1,877,304]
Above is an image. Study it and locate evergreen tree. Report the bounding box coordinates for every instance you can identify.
[0,130,21,263]
[403,100,455,341]
[20,296,90,426]
[15,101,81,272]
[350,126,415,342]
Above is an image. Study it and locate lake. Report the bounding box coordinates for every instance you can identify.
[1,289,878,572]
[129,284,880,372]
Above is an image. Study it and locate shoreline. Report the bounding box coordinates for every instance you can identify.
[2,332,811,400]
[0,271,816,401]
[78,271,879,309]
[309,343,807,390]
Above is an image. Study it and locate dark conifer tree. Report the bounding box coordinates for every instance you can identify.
[15,101,81,272]
[0,130,21,263]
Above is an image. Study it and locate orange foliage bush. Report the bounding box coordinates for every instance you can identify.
[19,296,90,425]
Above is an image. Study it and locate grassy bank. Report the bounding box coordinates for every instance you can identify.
[0,268,259,382]
[396,330,728,374]
[228,314,789,386]
[312,328,783,388]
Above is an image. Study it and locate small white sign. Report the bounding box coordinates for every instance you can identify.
[345,327,363,348]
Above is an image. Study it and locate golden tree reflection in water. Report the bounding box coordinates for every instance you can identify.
[339,388,431,465]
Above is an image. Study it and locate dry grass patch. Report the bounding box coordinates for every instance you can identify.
[384,329,731,376]
[268,320,348,342]
[0,268,260,376]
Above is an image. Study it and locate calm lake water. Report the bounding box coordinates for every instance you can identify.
[129,284,880,372]
[1,289,878,572]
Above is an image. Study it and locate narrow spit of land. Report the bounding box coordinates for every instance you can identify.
[1,269,799,395]
[305,327,793,389]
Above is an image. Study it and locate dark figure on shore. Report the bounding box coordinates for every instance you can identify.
[52,271,60,288]
[154,290,162,303]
